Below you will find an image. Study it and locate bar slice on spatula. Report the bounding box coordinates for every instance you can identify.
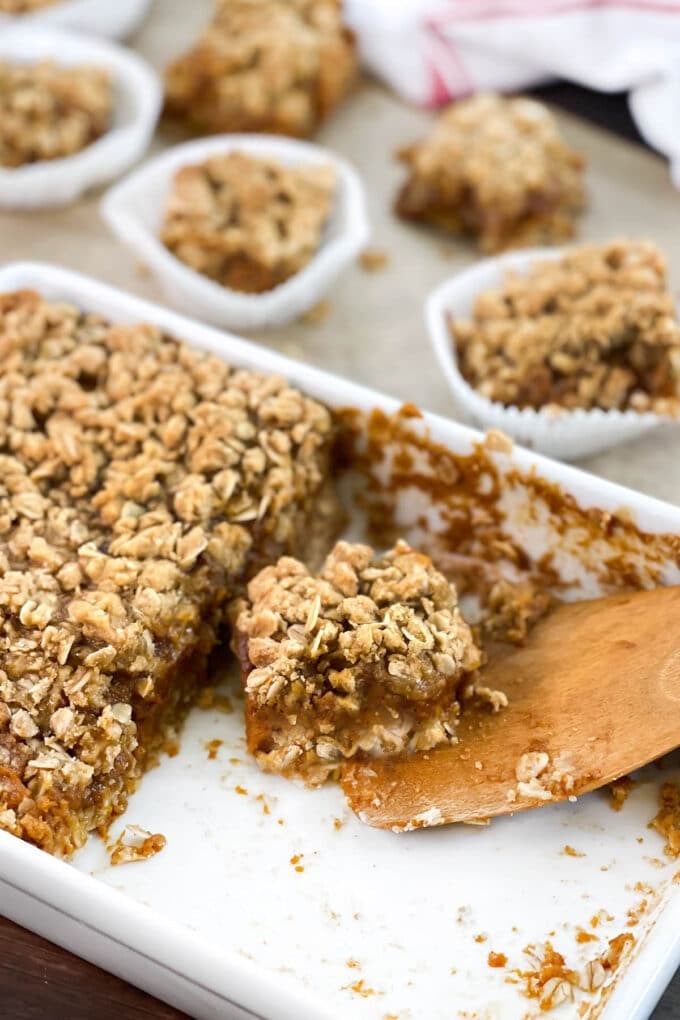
[341,585,680,830]
[232,539,493,785]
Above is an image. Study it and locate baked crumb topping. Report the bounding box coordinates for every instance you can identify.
[235,539,483,783]
[160,151,336,293]
[164,0,356,138]
[0,60,112,168]
[395,93,585,252]
[451,240,680,413]
[0,289,337,855]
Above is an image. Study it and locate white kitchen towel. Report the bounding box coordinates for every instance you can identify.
[344,0,680,185]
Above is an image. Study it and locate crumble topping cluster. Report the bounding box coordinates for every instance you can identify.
[164,0,357,138]
[240,539,481,708]
[452,240,680,413]
[0,60,112,168]
[161,152,336,293]
[395,93,585,252]
[0,290,334,852]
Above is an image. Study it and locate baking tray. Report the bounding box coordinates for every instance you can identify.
[1,261,679,1020]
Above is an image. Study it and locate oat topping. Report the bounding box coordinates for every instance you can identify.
[164,0,356,138]
[160,152,336,293]
[235,539,483,783]
[0,289,339,855]
[0,60,112,168]
[516,934,635,1012]
[395,93,585,252]
[452,240,680,414]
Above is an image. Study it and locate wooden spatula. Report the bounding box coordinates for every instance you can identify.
[341,585,680,830]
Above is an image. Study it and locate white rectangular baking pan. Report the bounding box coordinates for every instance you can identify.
[1,261,679,1020]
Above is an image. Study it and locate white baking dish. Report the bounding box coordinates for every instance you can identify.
[426,248,678,461]
[0,0,151,39]
[100,134,370,330]
[0,28,161,209]
[0,261,679,1020]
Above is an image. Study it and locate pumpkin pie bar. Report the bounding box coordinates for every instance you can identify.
[395,93,585,252]
[0,290,342,856]
[0,61,111,168]
[451,240,680,413]
[164,0,357,138]
[233,539,483,784]
[160,151,336,293]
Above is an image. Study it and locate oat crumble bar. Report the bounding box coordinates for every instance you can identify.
[160,152,336,294]
[164,0,357,138]
[234,539,482,784]
[0,290,342,855]
[0,60,112,169]
[395,93,585,252]
[452,240,680,413]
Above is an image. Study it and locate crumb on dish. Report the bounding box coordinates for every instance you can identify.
[451,240,680,414]
[160,151,336,293]
[108,824,166,866]
[608,774,636,811]
[0,60,112,168]
[395,93,585,252]
[164,0,357,138]
[233,539,489,784]
[649,780,680,857]
[516,934,635,1011]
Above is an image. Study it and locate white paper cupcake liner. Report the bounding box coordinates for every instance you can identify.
[0,0,151,39]
[100,134,370,331]
[0,27,161,210]
[426,247,675,461]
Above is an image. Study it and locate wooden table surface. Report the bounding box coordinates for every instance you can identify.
[0,916,189,1020]
[2,4,680,1020]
